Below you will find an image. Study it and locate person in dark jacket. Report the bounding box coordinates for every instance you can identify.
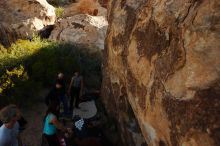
[45,81,63,112]
[56,73,68,115]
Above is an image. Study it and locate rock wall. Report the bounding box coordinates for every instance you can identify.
[102,0,220,146]
[0,0,55,47]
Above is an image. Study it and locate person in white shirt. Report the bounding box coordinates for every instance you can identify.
[0,105,21,146]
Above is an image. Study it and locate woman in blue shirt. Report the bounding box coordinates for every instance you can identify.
[43,101,67,146]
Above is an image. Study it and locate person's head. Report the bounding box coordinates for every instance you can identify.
[74,71,79,77]
[58,73,64,79]
[0,105,21,125]
[55,81,62,89]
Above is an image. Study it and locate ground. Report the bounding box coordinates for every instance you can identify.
[20,90,48,146]
[19,89,119,146]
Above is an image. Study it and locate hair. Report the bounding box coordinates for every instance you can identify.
[0,104,17,123]
[58,73,64,78]
[45,100,59,118]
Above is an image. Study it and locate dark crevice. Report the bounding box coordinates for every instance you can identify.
[38,25,54,39]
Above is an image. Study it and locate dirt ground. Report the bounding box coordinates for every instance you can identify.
[20,102,46,146]
[20,90,48,146]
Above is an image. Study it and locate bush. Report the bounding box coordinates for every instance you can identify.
[55,7,64,18]
[0,65,28,94]
[0,37,102,107]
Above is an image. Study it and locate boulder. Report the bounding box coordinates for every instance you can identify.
[102,0,220,146]
[49,14,108,50]
[0,0,55,47]
[63,0,107,17]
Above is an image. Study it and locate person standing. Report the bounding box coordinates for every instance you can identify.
[68,72,84,111]
[0,105,21,146]
[56,73,68,115]
[45,81,63,106]
[42,101,68,146]
[45,81,63,119]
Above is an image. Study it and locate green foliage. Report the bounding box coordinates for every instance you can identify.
[0,65,28,94]
[0,37,102,107]
[55,7,64,18]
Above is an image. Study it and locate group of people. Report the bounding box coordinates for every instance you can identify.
[43,71,84,146]
[45,71,84,115]
[0,71,84,146]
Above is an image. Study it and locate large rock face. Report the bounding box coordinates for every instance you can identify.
[102,0,220,146]
[0,0,55,47]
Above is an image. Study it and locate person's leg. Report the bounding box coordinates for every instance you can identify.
[69,93,74,112]
[44,134,60,146]
[61,95,68,114]
[75,97,79,108]
[63,95,68,114]
[75,88,80,108]
[70,87,77,111]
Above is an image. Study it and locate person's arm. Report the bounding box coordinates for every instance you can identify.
[50,115,66,132]
[14,121,22,146]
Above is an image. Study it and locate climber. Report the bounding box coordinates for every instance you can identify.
[68,71,84,111]
[42,101,71,146]
[0,104,22,146]
[56,73,69,116]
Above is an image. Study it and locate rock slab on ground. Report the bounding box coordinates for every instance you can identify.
[72,100,97,119]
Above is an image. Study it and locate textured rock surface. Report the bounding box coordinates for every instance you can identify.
[50,14,108,49]
[102,0,220,146]
[0,24,22,48]
[0,0,55,47]
[63,0,107,17]
[98,0,108,8]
